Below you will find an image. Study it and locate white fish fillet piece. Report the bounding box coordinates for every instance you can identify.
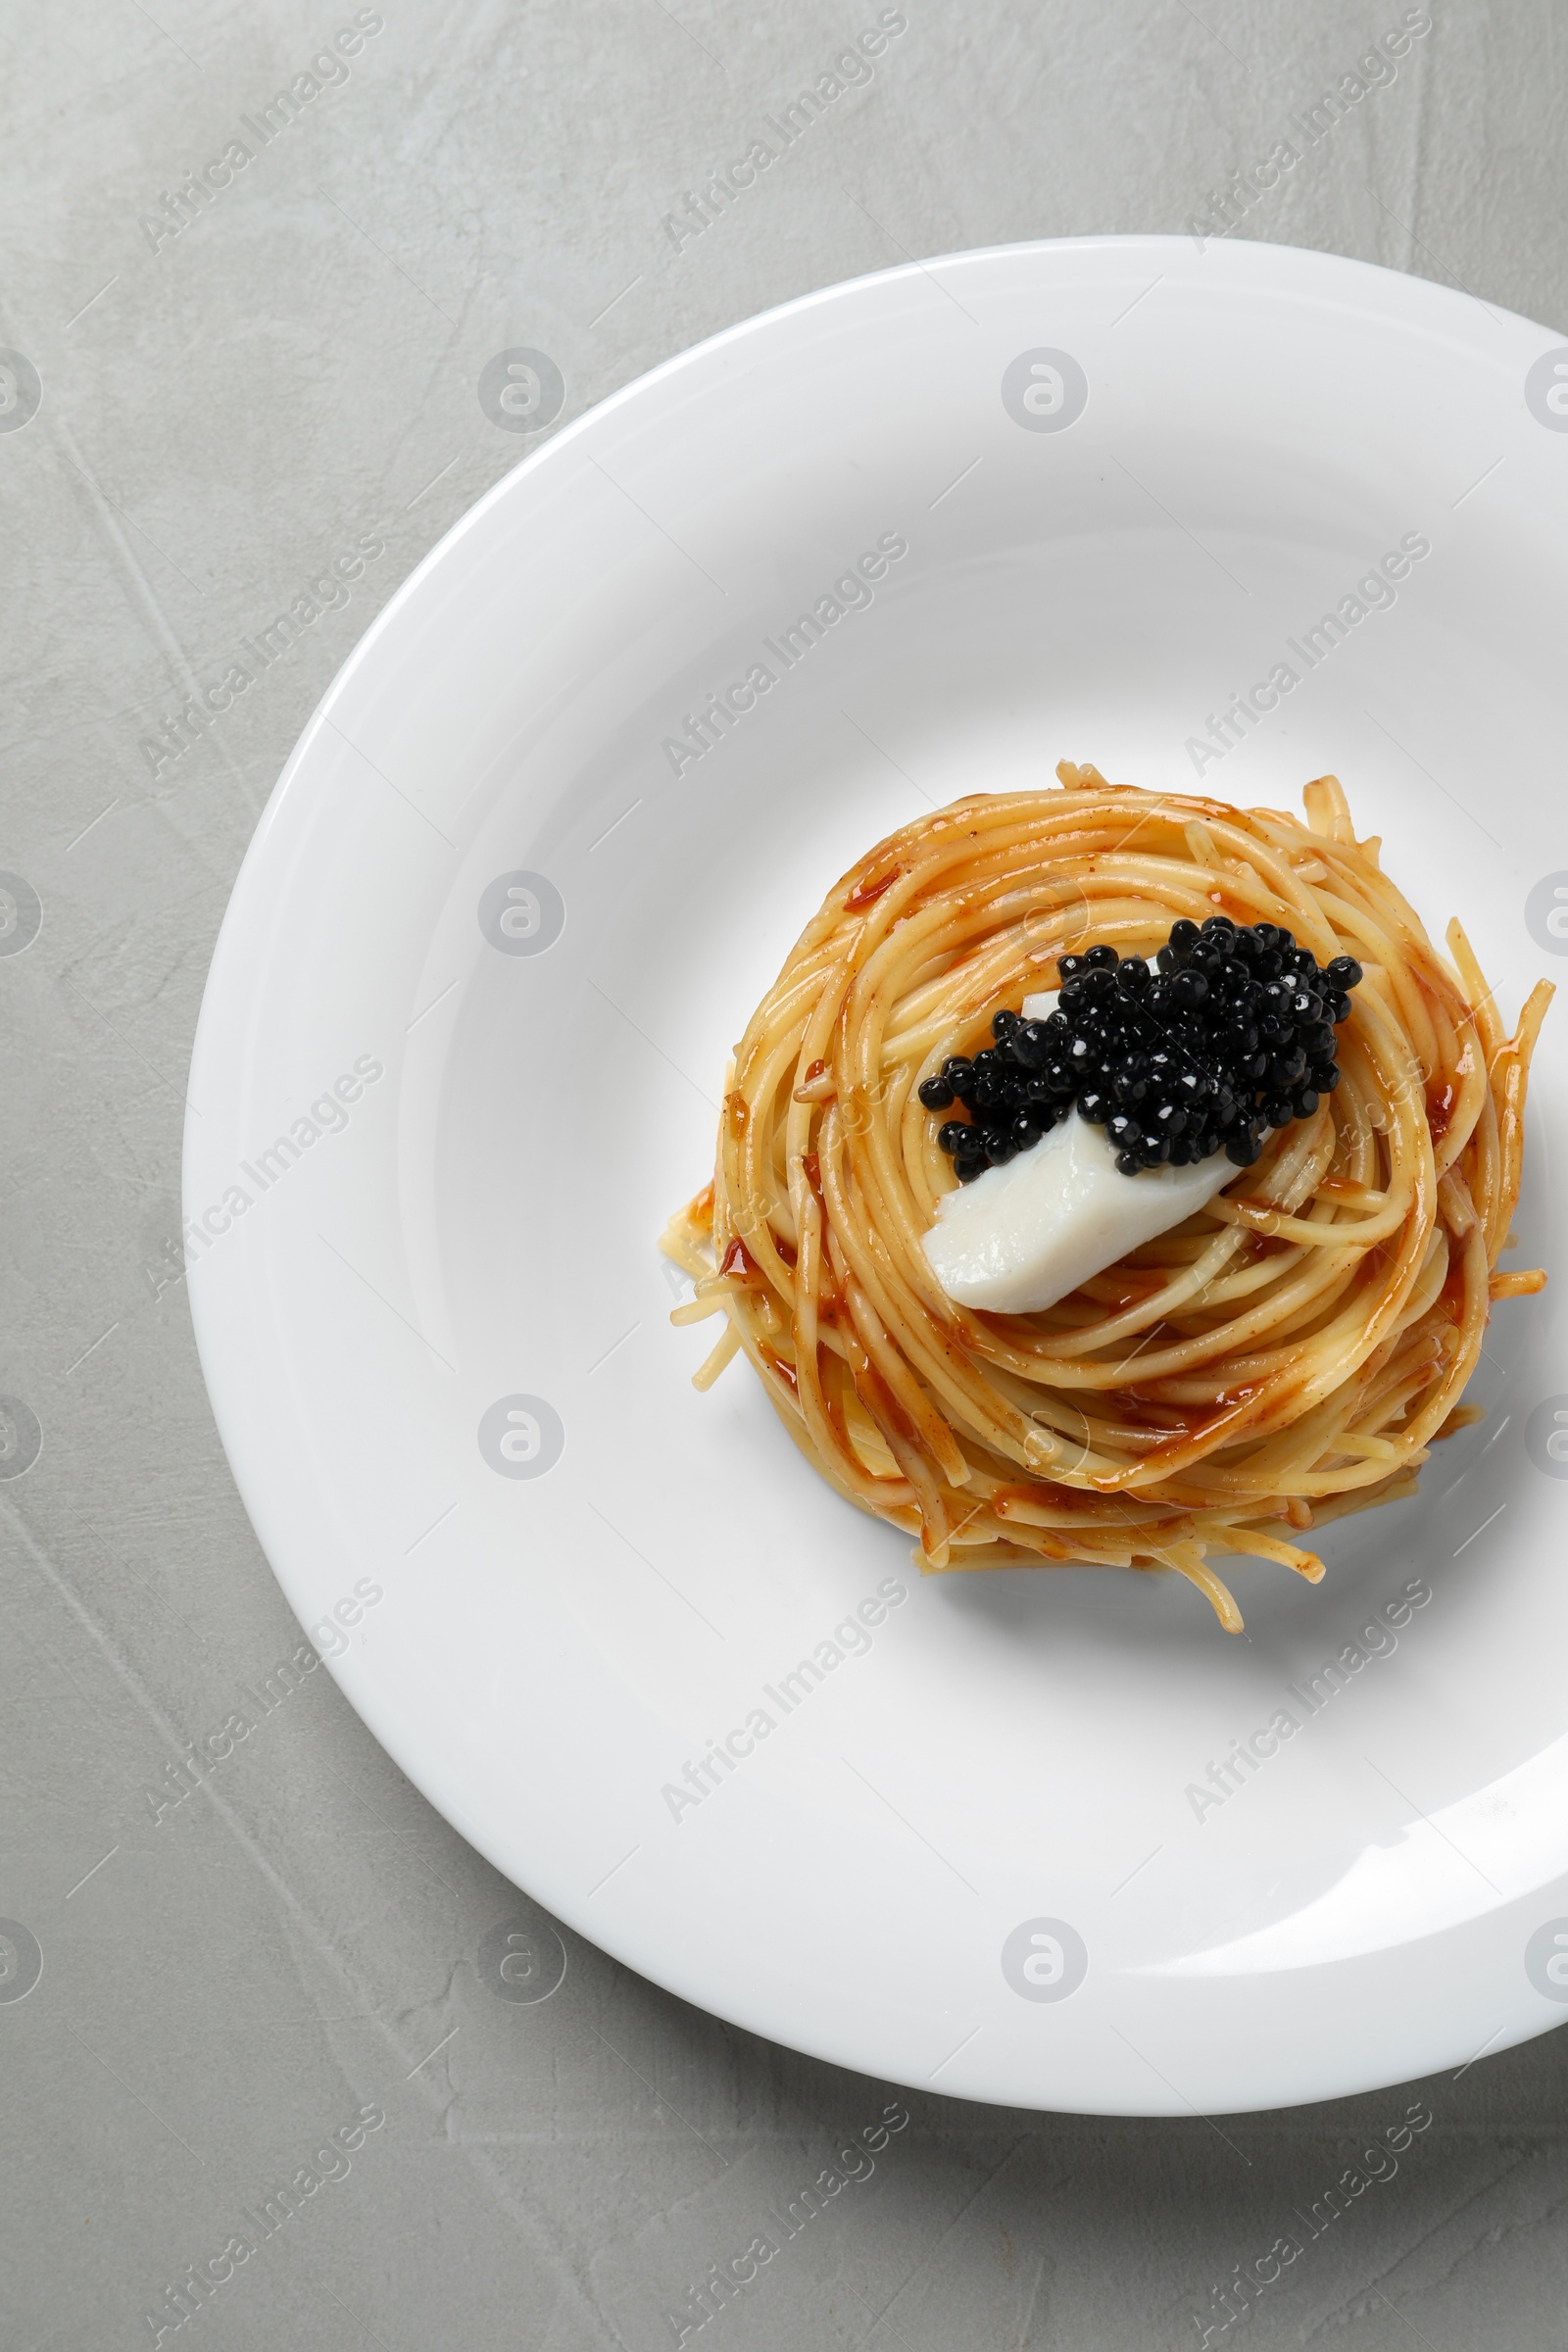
[921,989,1238,1314]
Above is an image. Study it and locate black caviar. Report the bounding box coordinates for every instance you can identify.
[917,916,1362,1182]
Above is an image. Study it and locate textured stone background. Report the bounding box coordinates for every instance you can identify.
[3,2,1567,2346]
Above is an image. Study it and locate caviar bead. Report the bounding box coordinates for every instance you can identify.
[955,1152,987,1182]
[919,912,1354,1176]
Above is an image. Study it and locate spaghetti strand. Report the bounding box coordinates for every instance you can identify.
[663,770,1549,1629]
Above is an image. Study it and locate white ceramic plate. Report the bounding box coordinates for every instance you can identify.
[186,237,1568,2114]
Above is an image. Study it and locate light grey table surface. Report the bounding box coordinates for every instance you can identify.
[4,3,1567,2347]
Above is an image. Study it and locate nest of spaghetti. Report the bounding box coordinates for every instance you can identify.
[661,765,1550,1630]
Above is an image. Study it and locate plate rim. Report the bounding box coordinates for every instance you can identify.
[185,232,1568,2114]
